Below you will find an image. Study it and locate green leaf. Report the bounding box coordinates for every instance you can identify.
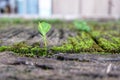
[74,20,90,32]
[38,22,51,36]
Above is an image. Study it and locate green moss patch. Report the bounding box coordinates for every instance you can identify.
[91,30,120,53]
[0,42,48,57]
[52,32,104,53]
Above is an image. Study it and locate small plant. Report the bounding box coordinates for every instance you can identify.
[73,20,91,32]
[38,22,51,55]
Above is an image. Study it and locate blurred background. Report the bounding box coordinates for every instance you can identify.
[0,0,120,19]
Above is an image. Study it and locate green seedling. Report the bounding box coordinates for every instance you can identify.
[74,20,90,32]
[38,22,51,55]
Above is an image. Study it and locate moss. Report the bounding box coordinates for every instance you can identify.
[0,46,10,52]
[13,47,47,57]
[31,47,47,56]
[52,32,104,53]
[90,27,120,53]
[52,44,73,53]
[90,31,101,38]
[98,38,119,52]
[0,42,48,57]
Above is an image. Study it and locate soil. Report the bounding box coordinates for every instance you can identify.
[0,26,120,80]
[0,51,120,80]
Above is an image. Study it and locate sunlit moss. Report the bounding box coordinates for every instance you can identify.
[0,42,47,57]
[52,32,104,53]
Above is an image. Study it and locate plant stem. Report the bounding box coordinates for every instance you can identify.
[43,36,47,48]
[43,35,47,55]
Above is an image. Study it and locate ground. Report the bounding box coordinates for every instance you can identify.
[0,52,120,80]
[0,19,120,80]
